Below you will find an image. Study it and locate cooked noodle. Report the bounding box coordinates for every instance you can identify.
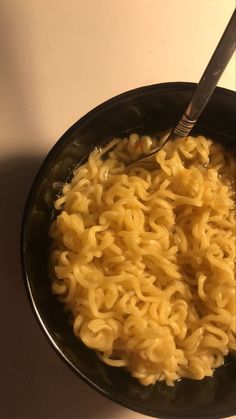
[49,134,236,386]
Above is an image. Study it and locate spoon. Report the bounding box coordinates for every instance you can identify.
[129,8,236,167]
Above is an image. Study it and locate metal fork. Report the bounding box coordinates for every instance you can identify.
[128,9,236,169]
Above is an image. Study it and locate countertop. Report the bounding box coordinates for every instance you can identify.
[0,1,235,418]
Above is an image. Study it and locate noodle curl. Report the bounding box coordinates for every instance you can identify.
[50,134,236,386]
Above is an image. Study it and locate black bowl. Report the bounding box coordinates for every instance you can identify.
[21,82,236,418]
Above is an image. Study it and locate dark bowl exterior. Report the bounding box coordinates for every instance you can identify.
[21,82,236,418]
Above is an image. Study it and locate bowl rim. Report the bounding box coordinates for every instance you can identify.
[21,81,236,419]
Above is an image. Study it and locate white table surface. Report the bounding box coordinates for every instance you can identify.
[0,1,235,418]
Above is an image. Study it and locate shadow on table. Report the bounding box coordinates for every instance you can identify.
[0,155,122,419]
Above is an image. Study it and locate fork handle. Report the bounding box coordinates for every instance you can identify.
[172,9,236,139]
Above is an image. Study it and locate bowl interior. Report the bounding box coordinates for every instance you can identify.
[22,82,236,418]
